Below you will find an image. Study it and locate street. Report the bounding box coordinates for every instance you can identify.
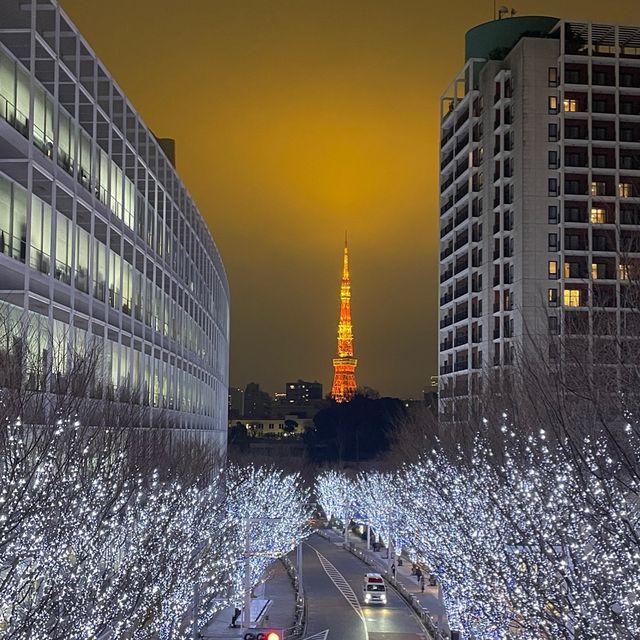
[303,534,428,640]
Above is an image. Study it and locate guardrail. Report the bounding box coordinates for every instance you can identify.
[281,554,305,639]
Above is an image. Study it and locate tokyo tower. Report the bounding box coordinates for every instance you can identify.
[331,234,358,403]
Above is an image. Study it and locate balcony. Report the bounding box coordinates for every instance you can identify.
[454,235,468,251]
[440,340,453,351]
[454,260,469,274]
[440,175,454,193]
[454,184,469,203]
[440,245,453,260]
[440,269,453,283]
[441,150,454,168]
[440,363,453,375]
[454,210,468,227]
[440,198,454,216]
[440,221,454,238]
[454,310,469,323]
[440,130,453,148]
[440,316,453,328]
[455,136,468,155]
[454,359,468,372]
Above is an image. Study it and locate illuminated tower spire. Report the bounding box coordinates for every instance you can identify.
[331,233,358,403]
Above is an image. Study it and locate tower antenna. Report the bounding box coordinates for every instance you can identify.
[331,237,358,402]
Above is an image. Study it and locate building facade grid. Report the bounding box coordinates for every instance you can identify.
[439,18,640,422]
[0,0,230,444]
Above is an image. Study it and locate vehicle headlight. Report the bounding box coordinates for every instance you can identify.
[381,595,387,603]
[365,594,371,601]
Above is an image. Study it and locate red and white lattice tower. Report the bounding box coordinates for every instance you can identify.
[331,234,358,403]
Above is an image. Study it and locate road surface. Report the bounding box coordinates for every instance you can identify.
[303,533,427,640]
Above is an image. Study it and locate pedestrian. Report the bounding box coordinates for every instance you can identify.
[230,607,241,628]
[416,567,422,583]
[420,575,425,593]
[391,563,396,578]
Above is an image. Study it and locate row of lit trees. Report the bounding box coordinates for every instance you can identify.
[316,415,640,639]
[0,418,309,638]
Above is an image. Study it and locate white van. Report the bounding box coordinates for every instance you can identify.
[363,573,387,605]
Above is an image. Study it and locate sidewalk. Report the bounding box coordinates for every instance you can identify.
[323,527,450,637]
[201,559,298,639]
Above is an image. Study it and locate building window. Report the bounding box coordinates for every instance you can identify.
[548,260,558,279]
[591,181,606,197]
[548,96,558,114]
[548,67,558,87]
[563,289,581,307]
[564,261,579,278]
[619,183,632,198]
[548,233,558,251]
[548,123,558,142]
[591,262,605,280]
[590,207,606,224]
[548,150,558,169]
[548,205,558,224]
[548,288,558,307]
[563,98,578,112]
[548,178,558,196]
[619,264,630,280]
[549,316,558,334]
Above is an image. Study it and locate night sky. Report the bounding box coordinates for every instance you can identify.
[61,0,640,398]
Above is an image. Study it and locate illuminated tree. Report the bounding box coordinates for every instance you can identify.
[0,419,309,639]
[322,421,640,639]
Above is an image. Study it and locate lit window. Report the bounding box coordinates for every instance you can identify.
[548,96,558,113]
[591,263,602,280]
[590,208,606,224]
[563,289,581,307]
[619,264,630,280]
[619,183,632,198]
[591,182,606,197]
[548,260,558,278]
[563,98,578,112]
[548,288,558,307]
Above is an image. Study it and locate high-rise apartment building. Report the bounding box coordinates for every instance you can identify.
[438,17,640,422]
[0,0,230,451]
[286,380,323,404]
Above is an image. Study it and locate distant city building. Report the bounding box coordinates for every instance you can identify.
[0,0,230,451]
[439,16,640,423]
[286,380,322,403]
[331,235,358,402]
[228,387,244,419]
[230,414,313,439]
[243,382,272,419]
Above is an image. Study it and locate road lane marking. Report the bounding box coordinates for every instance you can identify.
[303,632,329,640]
[306,541,369,640]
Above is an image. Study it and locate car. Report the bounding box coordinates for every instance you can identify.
[363,572,387,605]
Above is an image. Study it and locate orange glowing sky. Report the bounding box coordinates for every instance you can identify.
[61,0,640,398]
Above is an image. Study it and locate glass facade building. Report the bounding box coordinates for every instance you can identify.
[0,0,230,449]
